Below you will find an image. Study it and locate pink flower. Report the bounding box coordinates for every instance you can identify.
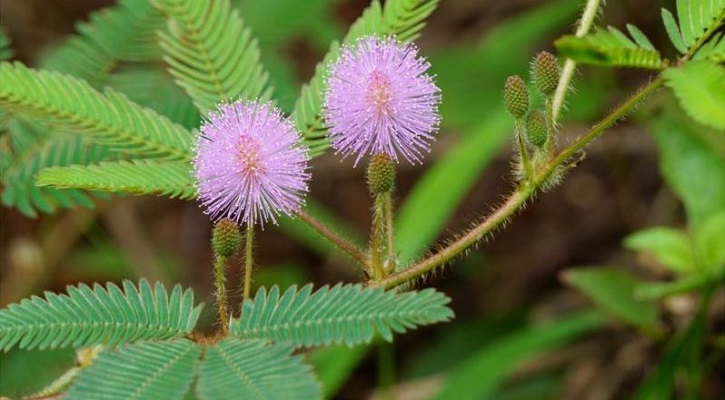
[324,36,441,165]
[194,101,310,226]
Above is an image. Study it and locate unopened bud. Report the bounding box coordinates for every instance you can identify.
[212,219,240,258]
[532,51,559,96]
[367,153,395,195]
[526,110,548,148]
[504,75,529,118]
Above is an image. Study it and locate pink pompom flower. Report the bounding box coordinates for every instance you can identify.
[194,101,310,226]
[323,36,441,165]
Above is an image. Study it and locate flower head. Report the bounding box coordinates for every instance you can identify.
[323,36,441,165]
[194,101,310,226]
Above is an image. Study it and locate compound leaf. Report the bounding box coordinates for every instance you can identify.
[196,338,321,400]
[37,160,196,200]
[663,61,725,130]
[0,280,202,350]
[66,339,201,400]
[0,62,193,160]
[153,0,271,114]
[231,284,453,347]
[555,26,663,69]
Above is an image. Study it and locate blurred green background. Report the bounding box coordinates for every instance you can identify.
[1,0,723,398]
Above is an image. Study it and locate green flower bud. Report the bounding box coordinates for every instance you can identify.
[532,51,559,96]
[503,75,529,118]
[212,218,241,258]
[526,110,548,148]
[367,153,395,195]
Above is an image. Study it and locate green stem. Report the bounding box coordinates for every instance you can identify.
[383,193,396,272]
[370,194,386,280]
[242,225,254,303]
[378,341,395,400]
[374,77,664,290]
[515,119,533,180]
[214,254,229,334]
[297,209,369,267]
[552,0,603,123]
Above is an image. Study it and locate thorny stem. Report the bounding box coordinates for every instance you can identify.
[374,76,664,290]
[370,195,386,280]
[552,0,603,123]
[242,225,254,302]
[296,209,369,267]
[214,254,229,335]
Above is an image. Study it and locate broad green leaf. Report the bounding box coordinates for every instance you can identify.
[632,307,707,400]
[635,264,725,300]
[66,340,201,400]
[307,345,369,398]
[663,61,725,130]
[0,62,193,160]
[433,310,606,400]
[196,339,321,400]
[37,160,197,200]
[0,280,202,350]
[693,210,725,270]
[647,114,725,230]
[152,0,272,114]
[231,284,453,346]
[0,348,75,398]
[555,27,663,69]
[562,267,658,327]
[395,113,509,262]
[624,227,695,274]
[395,0,582,263]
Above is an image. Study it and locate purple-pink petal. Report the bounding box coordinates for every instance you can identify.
[323,36,441,165]
[193,101,310,226]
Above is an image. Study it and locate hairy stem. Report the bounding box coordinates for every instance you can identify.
[214,255,229,335]
[374,77,664,290]
[370,195,386,280]
[296,209,368,267]
[552,0,603,123]
[515,119,533,179]
[242,226,254,302]
[384,193,396,271]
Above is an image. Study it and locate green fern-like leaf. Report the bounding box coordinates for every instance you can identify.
[0,26,13,61]
[153,0,272,114]
[292,0,440,156]
[555,26,663,69]
[66,339,201,400]
[1,119,118,217]
[0,280,202,351]
[107,66,200,129]
[40,0,164,86]
[664,61,725,130]
[662,0,725,54]
[231,284,453,347]
[37,160,197,199]
[196,338,321,400]
[0,62,193,160]
[693,32,725,62]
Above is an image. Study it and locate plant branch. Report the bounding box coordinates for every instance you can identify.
[296,209,369,267]
[374,77,664,290]
[370,194,386,280]
[242,225,254,302]
[214,255,229,335]
[552,0,603,123]
[384,193,395,270]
